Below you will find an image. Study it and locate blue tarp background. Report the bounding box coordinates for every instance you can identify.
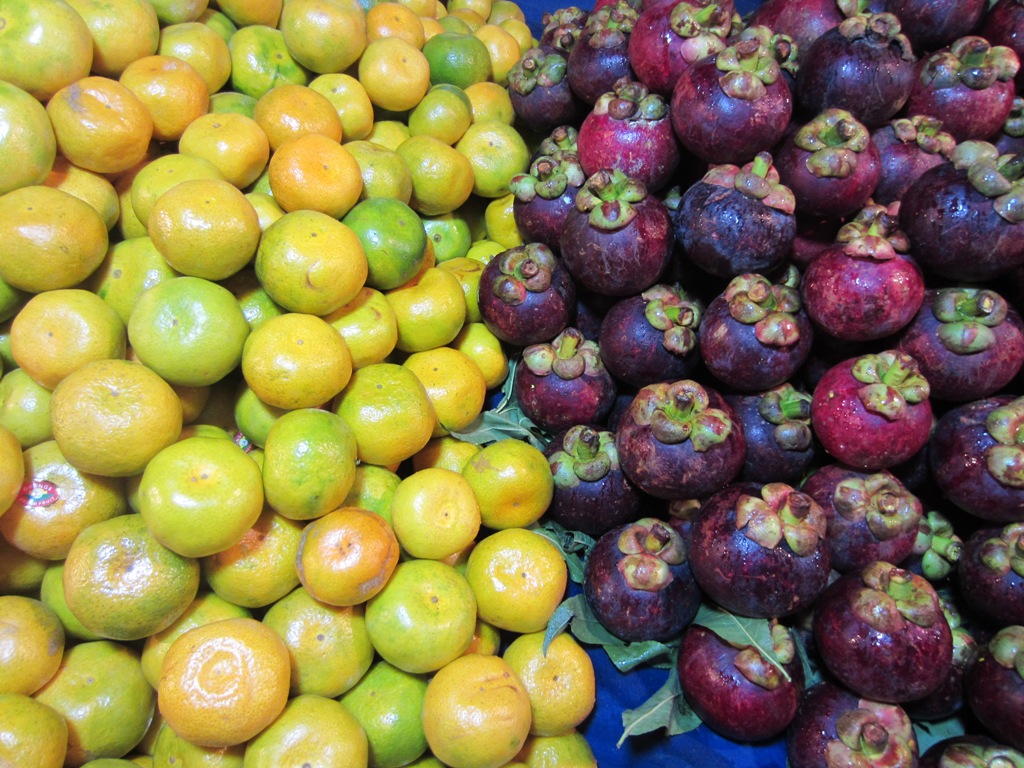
[510,0,792,764]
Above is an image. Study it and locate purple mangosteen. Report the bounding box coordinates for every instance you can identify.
[598,283,703,388]
[995,98,1024,157]
[674,152,797,278]
[774,108,882,221]
[728,24,801,93]
[796,12,916,128]
[576,78,681,193]
[903,509,963,583]
[688,481,831,618]
[903,595,978,722]
[786,681,919,768]
[899,141,1024,283]
[544,424,647,538]
[800,463,923,574]
[983,0,1024,94]
[963,625,1024,752]
[897,287,1024,403]
[582,516,702,642]
[509,150,586,252]
[477,242,576,347]
[929,394,1024,524]
[507,48,586,135]
[514,327,618,433]
[615,378,746,500]
[902,37,1020,144]
[745,0,866,65]
[810,349,932,470]
[698,269,815,392]
[725,383,816,485]
[800,201,925,342]
[957,522,1024,627]
[813,560,954,702]
[678,621,805,741]
[919,737,1024,768]
[627,0,735,98]
[870,115,956,205]
[559,168,673,298]
[538,6,589,54]
[884,0,986,55]
[566,1,638,106]
[670,35,793,165]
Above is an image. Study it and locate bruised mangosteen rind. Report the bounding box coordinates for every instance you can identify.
[582,517,702,642]
[477,242,576,347]
[957,522,1024,627]
[786,681,919,768]
[566,1,638,106]
[801,464,923,574]
[814,561,954,702]
[544,424,646,537]
[677,622,804,742]
[699,269,814,392]
[510,151,586,254]
[508,48,585,134]
[774,108,882,220]
[871,115,956,205]
[598,283,703,388]
[897,287,1024,402]
[810,349,932,470]
[903,37,1020,143]
[964,625,1024,752]
[615,379,745,500]
[675,152,797,278]
[689,481,831,618]
[514,327,618,433]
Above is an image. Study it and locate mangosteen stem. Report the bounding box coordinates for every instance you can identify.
[750,151,771,179]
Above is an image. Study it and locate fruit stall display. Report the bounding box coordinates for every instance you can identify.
[2,0,1024,766]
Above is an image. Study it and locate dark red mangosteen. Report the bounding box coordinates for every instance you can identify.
[884,0,987,57]
[813,560,954,703]
[957,522,1024,628]
[508,48,586,136]
[919,737,1024,768]
[870,115,956,205]
[566,1,638,106]
[983,0,1024,93]
[963,625,1024,752]
[746,0,871,65]
[509,150,586,252]
[688,481,831,618]
[725,383,817,485]
[903,595,977,723]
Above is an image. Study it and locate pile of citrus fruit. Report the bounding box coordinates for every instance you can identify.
[0,0,599,765]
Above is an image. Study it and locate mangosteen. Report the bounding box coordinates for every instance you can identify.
[477,242,576,347]
[995,98,1024,157]
[745,0,866,66]
[598,283,703,388]
[774,108,882,221]
[902,37,1020,144]
[899,141,1024,283]
[800,201,925,342]
[729,24,801,93]
[514,327,618,433]
[508,48,586,135]
[582,516,702,642]
[689,481,831,618]
[698,269,815,392]
[904,509,963,582]
[786,681,918,768]
[928,394,1024,524]
[812,560,954,703]
[796,12,916,128]
[615,378,746,500]
[897,287,1024,402]
[509,150,586,253]
[677,621,805,741]
[576,78,681,193]
[984,0,1024,94]
[538,6,589,55]
[958,522,1024,627]
[919,737,1024,768]
[566,1,638,106]
[533,124,579,161]
[870,115,956,205]
[670,35,794,165]
[725,383,817,484]
[904,594,979,722]
[810,349,932,471]
[559,168,673,298]
[627,0,735,98]
[788,214,844,271]
[884,0,987,57]
[800,464,923,574]
[674,152,797,279]
[963,625,1024,752]
[544,424,647,538]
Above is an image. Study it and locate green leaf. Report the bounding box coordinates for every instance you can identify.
[531,520,595,585]
[617,664,701,747]
[690,603,791,682]
[914,715,968,755]
[542,594,579,653]
[792,627,823,688]
[604,640,676,672]
[563,592,675,672]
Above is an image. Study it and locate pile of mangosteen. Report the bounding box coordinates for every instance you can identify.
[490,0,1024,763]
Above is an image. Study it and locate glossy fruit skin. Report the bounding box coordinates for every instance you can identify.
[917,735,1017,768]
[514,349,618,434]
[886,0,986,56]
[725,391,816,485]
[929,396,1024,524]
[745,0,852,65]
[677,625,804,742]
[812,563,953,703]
[577,100,680,193]
[870,120,951,205]
[688,482,831,618]
[508,50,586,134]
[983,0,1024,92]
[957,524,1024,626]
[566,21,635,106]
[963,629,1024,752]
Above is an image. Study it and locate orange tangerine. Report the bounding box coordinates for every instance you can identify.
[0,693,68,768]
[0,424,23,516]
[150,723,247,766]
[158,20,232,94]
[42,156,120,232]
[216,0,282,27]
[309,73,375,144]
[178,111,271,190]
[0,80,56,197]
[267,133,364,219]
[473,23,522,85]
[243,694,369,767]
[158,617,291,748]
[365,119,411,151]
[0,595,65,696]
[10,288,126,391]
[262,586,375,698]
[253,83,343,151]
[0,0,94,101]
[464,79,516,124]
[403,346,487,436]
[395,134,475,216]
[295,506,400,607]
[386,266,468,353]
[412,435,481,473]
[450,321,508,389]
[436,255,483,320]
[461,437,553,529]
[65,0,160,77]
[119,54,210,142]
[358,37,431,113]
[62,513,201,641]
[149,0,209,24]
[278,0,367,75]
[245,190,286,231]
[129,152,226,230]
[0,185,109,294]
[366,2,427,47]
[457,120,530,198]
